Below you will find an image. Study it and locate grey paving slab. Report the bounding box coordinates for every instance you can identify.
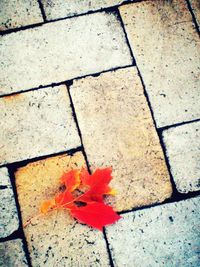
[41,0,126,20]
[106,197,200,267]
[120,0,200,127]
[0,168,19,238]
[189,0,200,31]
[0,11,132,95]
[0,85,80,165]
[0,0,43,31]
[163,121,200,193]
[70,67,172,212]
[0,239,28,267]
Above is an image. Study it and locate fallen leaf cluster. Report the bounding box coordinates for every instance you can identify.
[39,168,121,230]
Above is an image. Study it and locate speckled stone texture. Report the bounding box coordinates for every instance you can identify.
[0,0,42,31]
[0,85,80,165]
[15,152,110,267]
[106,197,200,267]
[0,168,19,238]
[41,0,125,20]
[120,0,200,128]
[70,67,172,212]
[163,121,200,193]
[0,12,132,95]
[0,239,28,267]
[189,0,200,31]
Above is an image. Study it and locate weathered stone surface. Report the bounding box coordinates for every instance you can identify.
[0,12,132,95]
[15,152,110,267]
[190,0,200,31]
[0,85,80,165]
[41,0,125,20]
[163,121,200,193]
[0,239,28,266]
[106,197,200,267]
[0,167,10,186]
[0,0,42,31]
[0,168,19,238]
[120,0,200,127]
[70,67,172,212]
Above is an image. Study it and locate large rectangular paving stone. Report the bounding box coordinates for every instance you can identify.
[41,0,125,20]
[0,167,19,238]
[163,121,200,193]
[0,239,28,266]
[106,197,200,267]
[189,0,200,31]
[15,152,110,267]
[0,85,80,165]
[0,12,132,95]
[0,0,42,31]
[120,0,200,127]
[70,67,172,212]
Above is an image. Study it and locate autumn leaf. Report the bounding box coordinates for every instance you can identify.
[27,167,120,230]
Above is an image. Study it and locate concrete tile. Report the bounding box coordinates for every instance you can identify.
[0,11,132,95]
[106,197,200,267]
[41,0,125,20]
[70,67,172,212]
[0,85,80,165]
[120,0,200,127]
[15,152,110,267]
[0,168,19,238]
[189,0,200,31]
[0,239,28,266]
[0,0,42,31]
[0,167,10,186]
[163,121,200,193]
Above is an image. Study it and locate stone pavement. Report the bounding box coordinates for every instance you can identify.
[0,0,199,266]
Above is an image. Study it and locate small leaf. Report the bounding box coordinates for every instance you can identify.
[60,170,80,192]
[40,199,56,214]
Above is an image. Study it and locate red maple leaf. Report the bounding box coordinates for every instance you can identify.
[28,168,121,230]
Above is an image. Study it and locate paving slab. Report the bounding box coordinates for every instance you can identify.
[15,152,110,267]
[0,85,80,165]
[189,0,200,31]
[120,0,200,128]
[0,12,132,96]
[70,67,172,212]
[0,0,42,31]
[163,121,200,193]
[0,239,28,266]
[0,168,19,238]
[41,0,126,20]
[106,197,200,267]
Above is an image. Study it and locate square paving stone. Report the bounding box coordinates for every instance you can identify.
[0,239,28,267]
[0,11,132,95]
[106,197,200,267]
[15,152,110,267]
[163,121,200,193]
[0,167,19,238]
[0,0,42,31]
[70,67,172,212]
[0,85,80,165]
[41,0,125,20]
[120,0,200,127]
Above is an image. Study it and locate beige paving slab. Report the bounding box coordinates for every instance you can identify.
[15,152,110,267]
[41,0,126,20]
[106,197,200,267]
[0,85,80,165]
[0,0,42,31]
[189,0,200,31]
[163,121,200,193]
[70,67,172,212]
[0,12,132,96]
[120,0,200,128]
[0,167,19,238]
[0,239,28,266]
